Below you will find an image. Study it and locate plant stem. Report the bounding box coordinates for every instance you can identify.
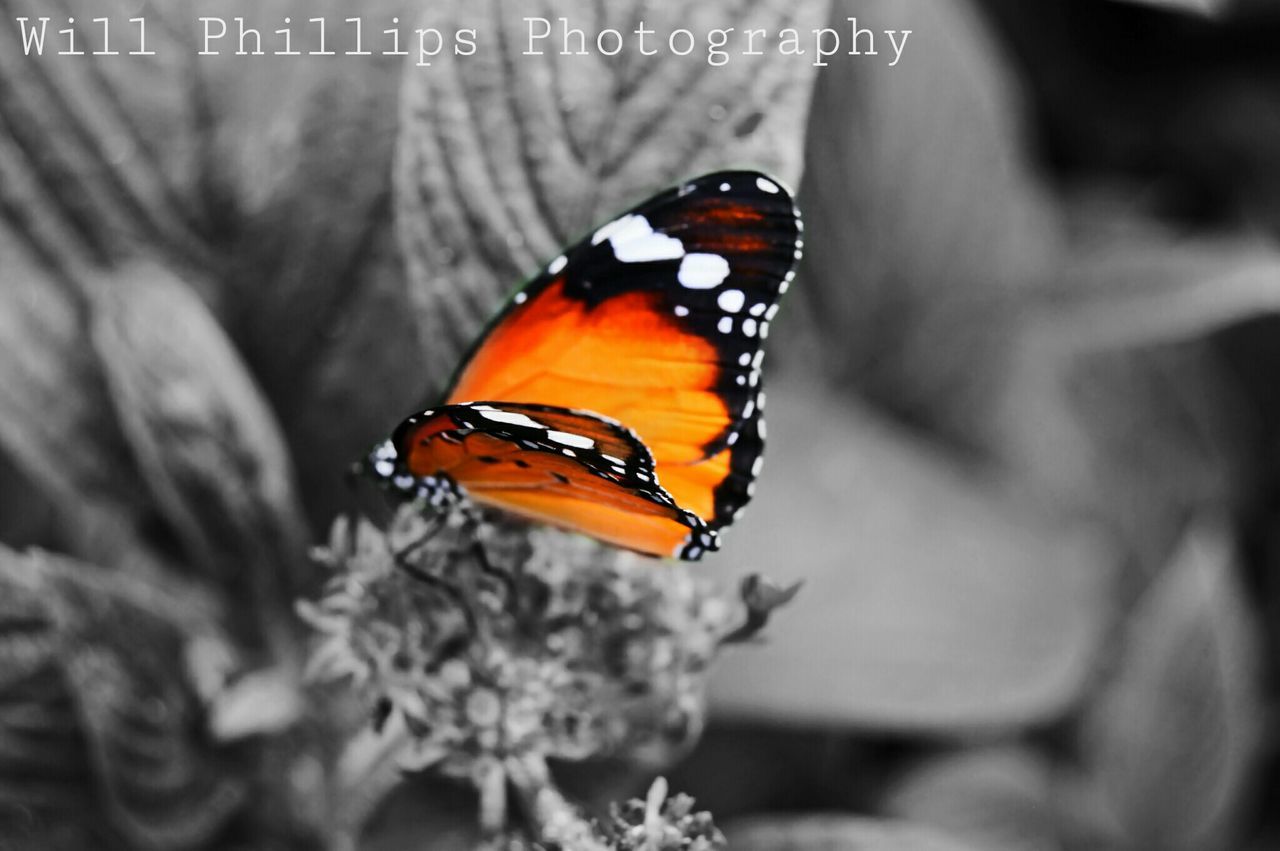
[507,753,609,850]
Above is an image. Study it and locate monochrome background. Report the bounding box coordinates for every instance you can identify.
[1,0,1278,848]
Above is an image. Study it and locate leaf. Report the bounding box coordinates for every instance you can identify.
[0,233,159,570]
[794,0,1061,448]
[84,262,309,644]
[993,332,1242,577]
[0,0,216,271]
[883,748,1062,851]
[395,0,827,391]
[705,379,1107,730]
[797,0,1254,587]
[0,545,247,850]
[204,0,430,526]
[1078,520,1265,850]
[727,814,985,851]
[0,2,314,625]
[1037,223,1280,349]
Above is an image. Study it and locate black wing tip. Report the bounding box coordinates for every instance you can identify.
[685,169,796,196]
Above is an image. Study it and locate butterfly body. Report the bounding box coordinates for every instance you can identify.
[365,171,801,560]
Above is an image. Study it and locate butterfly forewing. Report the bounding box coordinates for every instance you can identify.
[444,171,801,540]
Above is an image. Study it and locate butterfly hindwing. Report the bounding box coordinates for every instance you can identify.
[444,171,801,542]
[388,402,717,559]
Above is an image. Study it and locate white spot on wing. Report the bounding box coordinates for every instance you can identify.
[749,302,767,317]
[513,292,528,304]
[738,352,751,366]
[717,288,745,313]
[756,176,780,194]
[717,316,733,334]
[478,409,545,429]
[548,254,567,274]
[674,305,690,317]
[742,318,758,337]
[593,214,685,263]
[547,430,595,449]
[719,182,730,192]
[374,460,394,477]
[678,253,730,289]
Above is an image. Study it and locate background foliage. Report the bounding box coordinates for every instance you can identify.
[2,0,1279,848]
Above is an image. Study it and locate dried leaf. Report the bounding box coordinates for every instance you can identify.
[728,814,985,851]
[395,0,827,391]
[1079,520,1265,849]
[884,748,1062,851]
[705,379,1107,730]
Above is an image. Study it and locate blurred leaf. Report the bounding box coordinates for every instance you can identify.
[206,666,305,742]
[705,378,1107,730]
[795,0,1061,447]
[85,262,309,645]
[0,545,246,850]
[1115,0,1228,17]
[0,0,217,273]
[203,0,427,526]
[396,0,827,392]
[1044,199,1280,348]
[0,236,160,569]
[801,0,1256,586]
[0,0,420,533]
[728,814,985,850]
[884,747,1062,851]
[1078,520,1265,850]
[993,332,1242,583]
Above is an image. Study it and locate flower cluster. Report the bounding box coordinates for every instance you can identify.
[300,506,737,783]
[523,777,725,851]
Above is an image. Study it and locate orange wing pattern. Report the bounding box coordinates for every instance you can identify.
[444,171,801,540]
[366,171,801,560]
[380,403,713,558]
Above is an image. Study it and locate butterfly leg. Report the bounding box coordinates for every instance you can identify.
[390,515,481,635]
[459,517,518,605]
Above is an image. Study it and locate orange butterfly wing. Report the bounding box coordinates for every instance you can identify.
[390,403,712,558]
[445,171,801,541]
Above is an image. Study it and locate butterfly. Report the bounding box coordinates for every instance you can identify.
[363,171,802,560]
